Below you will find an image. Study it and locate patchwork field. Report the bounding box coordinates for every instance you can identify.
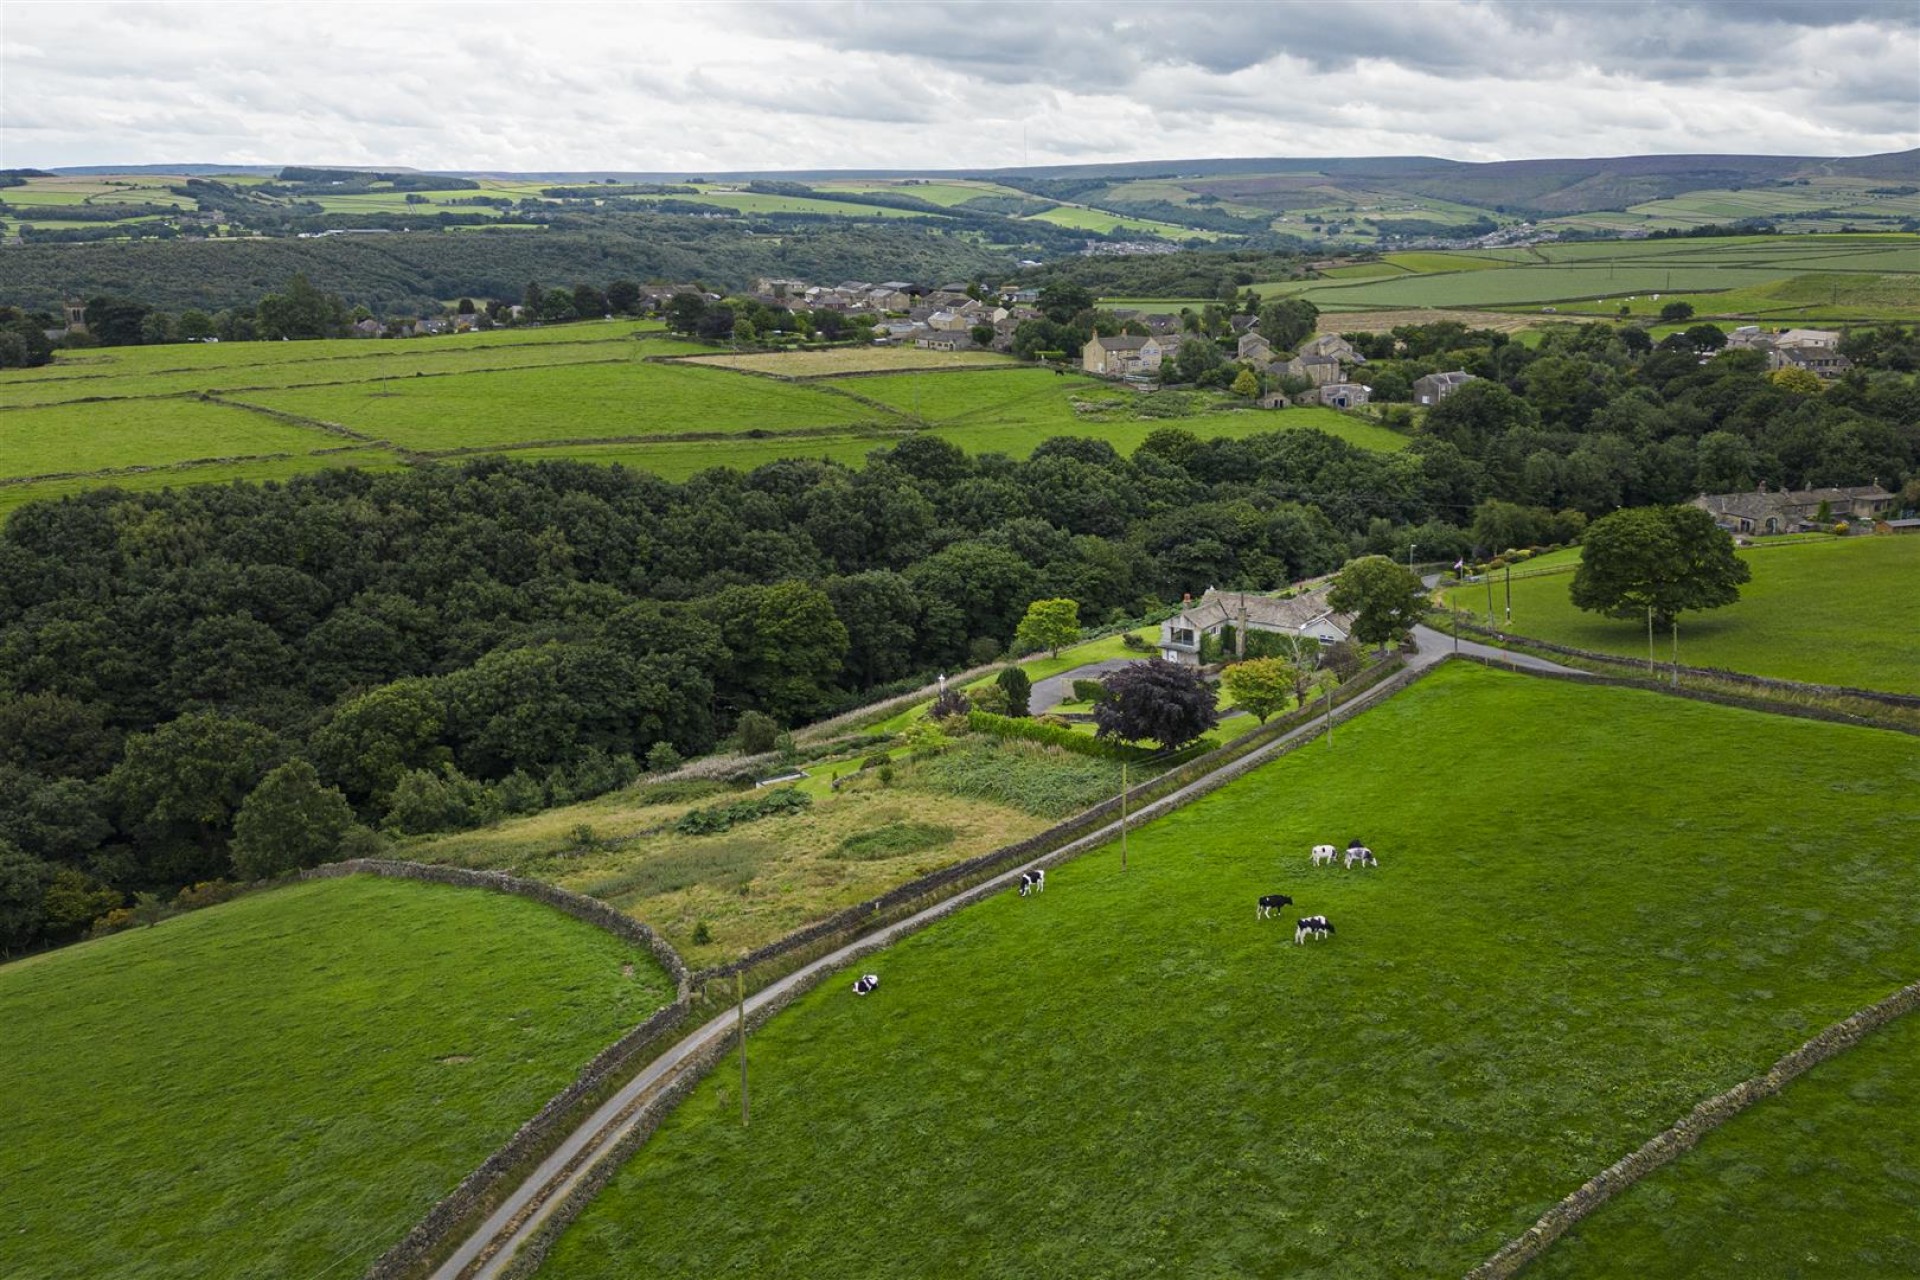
[1534,1007,1920,1277]
[0,874,675,1280]
[1444,536,1920,694]
[1,324,1408,513]
[529,663,1920,1278]
[1256,234,1920,323]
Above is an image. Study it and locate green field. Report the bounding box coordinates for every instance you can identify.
[532,664,1920,1278]
[0,396,362,480]
[0,874,674,1280]
[0,320,1399,513]
[1534,1005,1920,1277]
[234,360,888,451]
[1026,204,1221,239]
[1252,235,1920,321]
[1446,537,1920,694]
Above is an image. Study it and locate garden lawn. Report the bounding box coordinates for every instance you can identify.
[0,874,674,1280]
[1445,536,1920,694]
[532,663,1920,1279]
[1531,1007,1920,1278]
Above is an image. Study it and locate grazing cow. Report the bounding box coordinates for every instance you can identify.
[852,973,880,996]
[1018,868,1046,897]
[1310,844,1338,866]
[1294,915,1335,945]
[1256,893,1294,920]
[1344,846,1377,869]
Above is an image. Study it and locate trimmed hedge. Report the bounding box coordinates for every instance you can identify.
[966,710,1138,759]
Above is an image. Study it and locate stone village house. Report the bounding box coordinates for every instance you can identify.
[1158,586,1354,666]
[1691,483,1895,536]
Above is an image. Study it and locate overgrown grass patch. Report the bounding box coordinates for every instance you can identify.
[912,737,1128,817]
[831,821,958,862]
[0,875,672,1280]
[531,664,1920,1279]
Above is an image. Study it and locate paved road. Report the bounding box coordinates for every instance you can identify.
[1409,623,1583,675]
[1028,658,1139,714]
[431,641,1458,1280]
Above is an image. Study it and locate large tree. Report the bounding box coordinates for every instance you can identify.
[1328,556,1428,652]
[1570,505,1751,628]
[229,760,356,880]
[1093,661,1219,752]
[1014,597,1080,658]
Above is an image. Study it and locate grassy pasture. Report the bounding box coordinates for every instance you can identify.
[1533,1008,1920,1277]
[681,189,936,219]
[532,664,1920,1278]
[675,347,1017,377]
[812,179,1033,207]
[232,361,892,451]
[1026,204,1220,239]
[1445,536,1920,694]
[0,874,673,1280]
[0,396,346,480]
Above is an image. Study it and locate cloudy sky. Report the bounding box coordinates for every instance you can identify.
[4,1,1916,173]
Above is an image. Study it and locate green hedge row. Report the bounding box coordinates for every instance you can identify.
[966,710,1138,759]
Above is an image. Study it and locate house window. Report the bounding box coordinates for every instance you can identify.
[1171,628,1196,646]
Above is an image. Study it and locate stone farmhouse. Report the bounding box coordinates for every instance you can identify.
[1724,327,1854,379]
[1158,585,1354,666]
[1692,483,1895,536]
[1082,332,1186,376]
[1413,370,1476,405]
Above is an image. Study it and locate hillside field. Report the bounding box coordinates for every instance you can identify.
[0,325,1407,516]
[1534,1007,1920,1277]
[531,663,1920,1278]
[1444,536,1920,694]
[0,874,675,1280]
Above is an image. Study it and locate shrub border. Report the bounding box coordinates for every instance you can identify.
[1466,974,1920,1279]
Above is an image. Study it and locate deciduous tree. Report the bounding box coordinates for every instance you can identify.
[1328,556,1427,652]
[1570,504,1751,628]
[1220,656,1301,724]
[1013,598,1080,658]
[230,760,356,880]
[1093,661,1219,751]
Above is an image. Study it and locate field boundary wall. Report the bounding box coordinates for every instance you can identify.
[1444,611,1920,709]
[1466,974,1920,1279]
[498,653,1438,1278]
[298,860,696,1280]
[690,654,1410,996]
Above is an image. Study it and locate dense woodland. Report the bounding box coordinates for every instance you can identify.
[1,317,1916,950]
[0,216,1019,315]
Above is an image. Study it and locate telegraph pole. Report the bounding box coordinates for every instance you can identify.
[1119,759,1129,871]
[737,970,749,1127]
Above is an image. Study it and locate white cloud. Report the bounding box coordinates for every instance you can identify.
[0,0,1913,171]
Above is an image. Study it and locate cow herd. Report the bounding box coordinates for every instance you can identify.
[1266,839,1377,943]
[856,838,1384,993]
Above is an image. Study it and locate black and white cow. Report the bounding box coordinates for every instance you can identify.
[1256,893,1294,920]
[1294,915,1335,945]
[1344,845,1377,869]
[1310,844,1338,866]
[852,973,880,996]
[1019,868,1046,897]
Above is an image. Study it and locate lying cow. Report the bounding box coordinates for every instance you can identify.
[1256,893,1294,920]
[852,973,880,996]
[1019,868,1046,897]
[1310,844,1338,866]
[1344,846,1377,869]
[1295,915,1335,945]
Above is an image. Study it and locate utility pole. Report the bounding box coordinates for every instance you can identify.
[1672,618,1679,688]
[1118,758,1129,871]
[1325,681,1333,747]
[736,970,748,1127]
[1647,606,1655,675]
[1504,562,1512,625]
